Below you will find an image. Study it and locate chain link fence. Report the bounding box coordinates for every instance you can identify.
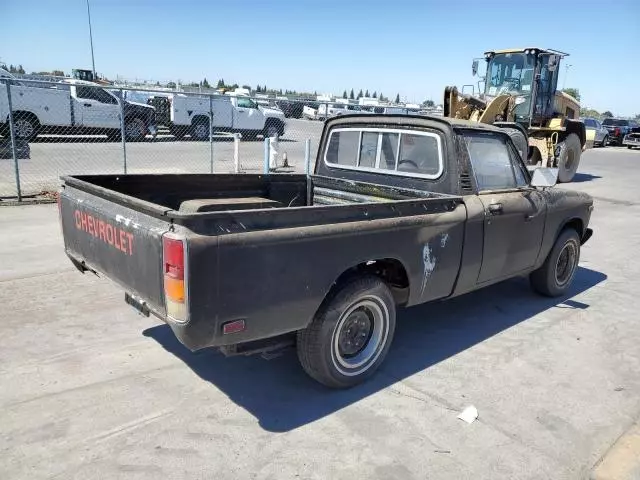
[0,77,440,200]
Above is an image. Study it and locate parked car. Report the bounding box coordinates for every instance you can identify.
[58,114,594,388]
[623,124,640,150]
[602,118,635,146]
[302,102,320,120]
[165,93,286,140]
[275,100,304,119]
[0,68,156,141]
[581,117,608,148]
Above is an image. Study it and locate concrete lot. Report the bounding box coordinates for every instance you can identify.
[0,118,324,197]
[1,147,639,479]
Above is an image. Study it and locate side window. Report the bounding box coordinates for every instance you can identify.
[75,86,94,100]
[464,132,521,191]
[326,131,359,166]
[237,97,257,108]
[583,119,595,128]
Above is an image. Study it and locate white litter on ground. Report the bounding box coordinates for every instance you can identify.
[457,405,479,424]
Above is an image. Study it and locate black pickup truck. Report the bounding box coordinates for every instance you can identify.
[59,114,594,388]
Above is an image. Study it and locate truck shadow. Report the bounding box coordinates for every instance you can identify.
[143,266,606,433]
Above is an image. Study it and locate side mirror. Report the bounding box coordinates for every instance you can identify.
[548,55,559,72]
[530,167,558,188]
[472,59,479,76]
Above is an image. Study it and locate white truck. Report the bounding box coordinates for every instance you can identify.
[165,93,286,140]
[0,68,157,141]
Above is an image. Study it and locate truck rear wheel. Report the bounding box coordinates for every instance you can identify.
[191,118,210,141]
[124,118,146,141]
[556,133,581,183]
[297,275,396,388]
[530,228,581,297]
[12,114,39,141]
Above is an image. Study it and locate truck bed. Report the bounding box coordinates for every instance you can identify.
[60,174,465,350]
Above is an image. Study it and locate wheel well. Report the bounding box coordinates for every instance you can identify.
[191,115,210,125]
[10,110,40,125]
[562,218,584,238]
[563,119,586,148]
[333,258,410,305]
[265,117,284,128]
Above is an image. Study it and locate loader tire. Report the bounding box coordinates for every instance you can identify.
[556,133,581,183]
[505,128,528,161]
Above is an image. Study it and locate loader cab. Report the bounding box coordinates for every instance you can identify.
[481,48,563,127]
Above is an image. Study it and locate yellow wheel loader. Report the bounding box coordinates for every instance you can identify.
[444,48,585,182]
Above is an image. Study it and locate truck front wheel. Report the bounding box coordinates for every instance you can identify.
[297,276,396,388]
[124,118,146,141]
[530,228,581,297]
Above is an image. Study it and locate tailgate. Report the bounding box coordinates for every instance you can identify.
[59,184,171,316]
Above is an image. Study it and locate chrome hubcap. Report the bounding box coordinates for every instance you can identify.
[15,119,34,138]
[331,296,389,376]
[555,241,578,286]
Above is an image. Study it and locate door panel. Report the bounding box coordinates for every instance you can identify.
[234,97,264,130]
[75,86,120,129]
[477,190,546,283]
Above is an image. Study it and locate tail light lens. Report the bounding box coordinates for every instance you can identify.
[163,234,187,322]
[615,127,621,136]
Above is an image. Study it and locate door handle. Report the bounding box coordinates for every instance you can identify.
[525,212,538,221]
[487,203,503,215]
[84,103,92,107]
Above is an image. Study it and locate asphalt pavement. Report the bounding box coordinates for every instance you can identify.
[0,146,639,479]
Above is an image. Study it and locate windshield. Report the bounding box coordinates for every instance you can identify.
[485,53,535,96]
[602,119,629,126]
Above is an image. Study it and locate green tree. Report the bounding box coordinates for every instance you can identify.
[372,91,377,98]
[395,93,400,103]
[8,64,15,73]
[349,89,355,100]
[365,89,370,97]
[202,78,210,88]
[602,111,613,118]
[357,89,363,99]
[379,93,385,102]
[216,78,225,88]
[167,81,177,89]
[562,88,580,101]
[255,84,261,93]
[343,90,347,99]
[17,64,25,74]
[242,84,251,90]
[634,113,640,120]
[278,88,283,95]
[423,99,435,107]
[51,70,65,77]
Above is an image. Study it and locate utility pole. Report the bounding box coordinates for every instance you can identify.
[86,0,96,80]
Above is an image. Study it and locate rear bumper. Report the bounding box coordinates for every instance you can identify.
[623,134,640,146]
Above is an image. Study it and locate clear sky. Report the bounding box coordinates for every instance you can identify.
[2,0,639,116]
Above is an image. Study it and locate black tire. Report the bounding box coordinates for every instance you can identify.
[191,118,210,141]
[628,146,633,149]
[556,133,581,183]
[12,113,39,141]
[297,275,396,388]
[601,135,608,147]
[263,120,284,139]
[505,128,528,161]
[107,130,122,142]
[530,228,581,297]
[124,117,146,141]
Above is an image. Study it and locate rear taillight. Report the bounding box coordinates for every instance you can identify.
[615,127,621,136]
[163,234,187,322]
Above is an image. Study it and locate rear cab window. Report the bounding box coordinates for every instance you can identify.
[324,127,444,179]
[462,130,529,192]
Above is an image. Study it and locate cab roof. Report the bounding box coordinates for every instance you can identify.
[485,47,569,57]
[325,113,507,133]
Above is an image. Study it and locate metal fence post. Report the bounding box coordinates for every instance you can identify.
[4,80,22,201]
[263,137,270,174]
[119,89,127,174]
[233,133,241,173]
[304,138,311,175]
[209,95,214,174]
